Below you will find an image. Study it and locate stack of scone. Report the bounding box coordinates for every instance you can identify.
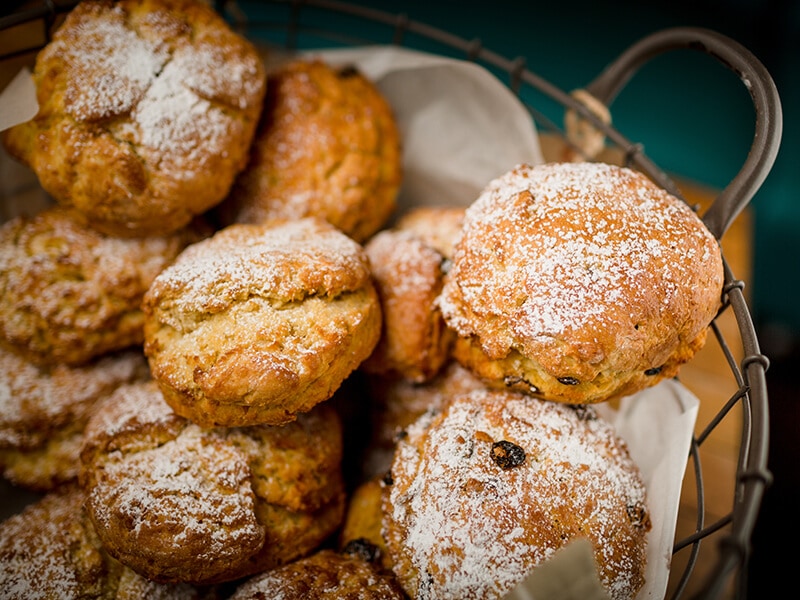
[0,1,727,599]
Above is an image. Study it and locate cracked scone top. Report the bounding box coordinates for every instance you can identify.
[142,217,382,427]
[2,0,266,237]
[79,379,346,585]
[439,161,725,405]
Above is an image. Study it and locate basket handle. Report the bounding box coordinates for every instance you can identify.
[583,26,782,239]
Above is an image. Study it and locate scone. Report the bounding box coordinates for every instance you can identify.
[382,388,651,600]
[0,346,149,491]
[0,483,215,600]
[79,380,346,585]
[0,206,208,366]
[227,548,406,600]
[2,0,266,237]
[142,217,382,427]
[361,228,456,383]
[215,58,402,243]
[439,162,725,405]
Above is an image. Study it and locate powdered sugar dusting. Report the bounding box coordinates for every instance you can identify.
[0,488,92,598]
[439,162,722,359]
[149,219,371,313]
[48,5,168,120]
[91,426,256,543]
[128,49,233,174]
[41,0,264,181]
[0,347,146,447]
[85,380,178,444]
[387,388,649,599]
[366,229,443,300]
[88,417,264,570]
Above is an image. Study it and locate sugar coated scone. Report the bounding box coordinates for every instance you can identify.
[79,379,346,585]
[0,346,149,491]
[2,0,266,237]
[143,217,381,427]
[439,161,725,404]
[382,388,651,600]
[216,58,402,243]
[361,228,456,383]
[0,206,208,367]
[228,548,406,600]
[0,484,213,600]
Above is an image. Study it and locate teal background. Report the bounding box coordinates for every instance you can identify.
[238,0,799,356]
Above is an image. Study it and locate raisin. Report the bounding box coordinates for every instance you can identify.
[491,440,526,469]
[342,538,380,563]
[382,471,393,486]
[557,376,580,385]
[645,366,663,376]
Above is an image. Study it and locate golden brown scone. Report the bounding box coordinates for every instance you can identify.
[0,346,149,491]
[0,483,215,600]
[142,217,382,427]
[361,228,455,384]
[439,162,724,405]
[2,0,266,237]
[79,379,346,585]
[395,205,467,259]
[0,206,209,367]
[216,58,402,243]
[362,361,485,479]
[338,476,393,572]
[227,548,406,600]
[382,388,651,600]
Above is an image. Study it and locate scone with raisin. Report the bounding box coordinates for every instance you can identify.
[382,387,651,600]
[439,162,724,405]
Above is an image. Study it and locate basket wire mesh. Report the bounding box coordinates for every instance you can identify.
[0,1,782,598]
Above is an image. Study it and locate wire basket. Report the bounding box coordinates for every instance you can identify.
[0,1,782,598]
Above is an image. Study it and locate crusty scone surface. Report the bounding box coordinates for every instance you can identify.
[439,162,724,404]
[2,0,266,237]
[362,228,455,383]
[0,346,149,491]
[79,380,347,585]
[143,218,382,427]
[0,206,205,366]
[382,388,651,600]
[217,58,402,243]
[228,549,406,600]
